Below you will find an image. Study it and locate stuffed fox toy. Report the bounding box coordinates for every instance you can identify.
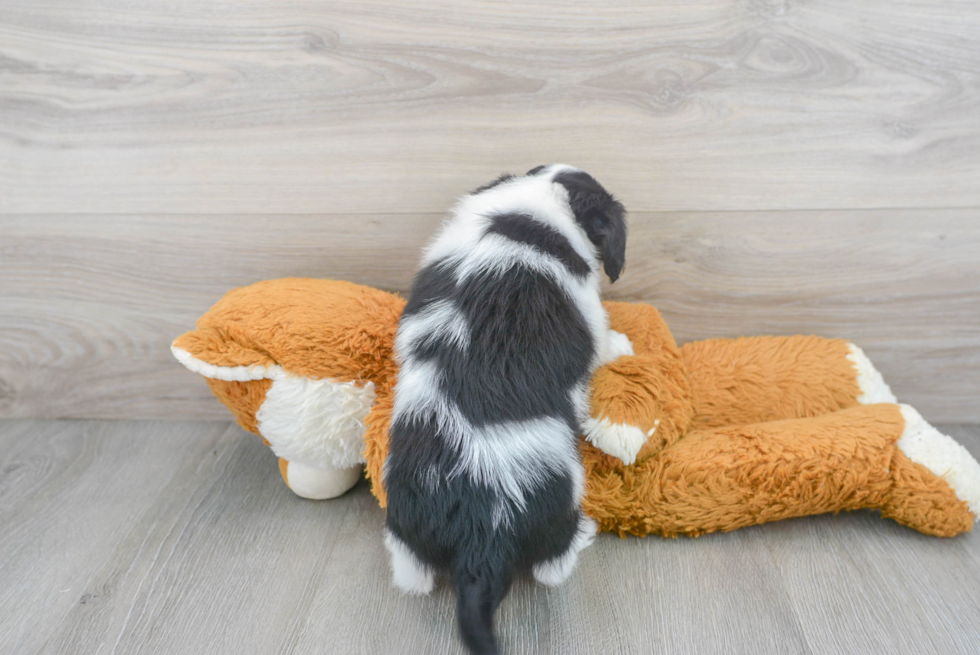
[172,278,980,538]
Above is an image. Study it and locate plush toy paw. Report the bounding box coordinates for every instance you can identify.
[278,459,362,499]
[600,329,634,365]
[585,330,647,464]
[582,416,657,465]
[897,405,980,516]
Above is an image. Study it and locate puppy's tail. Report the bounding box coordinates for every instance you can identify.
[454,558,512,655]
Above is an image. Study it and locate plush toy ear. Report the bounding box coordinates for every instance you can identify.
[554,170,628,282]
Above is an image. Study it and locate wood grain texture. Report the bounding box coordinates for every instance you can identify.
[0,420,233,654]
[1,0,979,214]
[2,210,978,421]
[1,420,979,654]
[761,426,980,655]
[614,210,980,423]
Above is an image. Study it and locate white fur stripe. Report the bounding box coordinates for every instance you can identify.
[897,405,980,518]
[846,343,897,404]
[600,329,634,365]
[390,358,584,523]
[391,360,467,438]
[451,416,577,512]
[171,344,285,381]
[395,298,470,358]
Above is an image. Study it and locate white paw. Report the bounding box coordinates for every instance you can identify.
[897,405,980,517]
[600,330,634,365]
[533,516,598,587]
[384,531,435,596]
[583,416,648,465]
[284,462,362,499]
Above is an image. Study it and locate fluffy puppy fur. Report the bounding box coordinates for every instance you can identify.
[383,164,631,655]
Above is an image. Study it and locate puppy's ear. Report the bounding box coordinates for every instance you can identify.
[590,201,627,282]
[554,171,628,282]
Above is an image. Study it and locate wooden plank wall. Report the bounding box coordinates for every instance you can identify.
[1,1,979,421]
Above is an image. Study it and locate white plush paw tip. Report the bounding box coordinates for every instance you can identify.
[897,405,980,517]
[601,330,635,364]
[583,417,646,465]
[846,343,897,404]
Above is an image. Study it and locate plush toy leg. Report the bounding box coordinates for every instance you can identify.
[881,405,980,535]
[584,351,694,465]
[277,457,362,500]
[580,403,977,538]
[680,336,895,431]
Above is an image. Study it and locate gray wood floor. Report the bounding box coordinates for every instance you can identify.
[3,419,979,655]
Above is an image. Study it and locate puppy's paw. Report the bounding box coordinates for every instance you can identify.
[532,515,598,587]
[583,416,649,465]
[384,531,435,596]
[600,330,634,365]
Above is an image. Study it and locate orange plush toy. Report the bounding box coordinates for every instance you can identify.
[172,278,980,538]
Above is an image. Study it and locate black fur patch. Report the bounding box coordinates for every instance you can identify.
[525,165,547,176]
[387,182,606,653]
[388,254,592,548]
[485,213,591,277]
[386,414,579,572]
[553,170,627,282]
[387,255,592,570]
[386,411,580,653]
[402,260,593,427]
[447,264,592,427]
[401,260,460,318]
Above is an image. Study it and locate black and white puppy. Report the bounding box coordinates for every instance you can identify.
[383,164,632,655]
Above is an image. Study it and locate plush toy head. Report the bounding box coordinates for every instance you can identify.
[172,278,404,498]
[174,278,980,538]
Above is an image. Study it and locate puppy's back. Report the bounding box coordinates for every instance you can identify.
[385,166,625,655]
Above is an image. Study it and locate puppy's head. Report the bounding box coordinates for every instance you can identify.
[468,165,628,282]
[533,164,627,282]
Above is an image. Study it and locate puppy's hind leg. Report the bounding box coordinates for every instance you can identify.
[532,514,599,587]
[383,530,435,596]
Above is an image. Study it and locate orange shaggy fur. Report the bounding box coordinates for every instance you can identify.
[174,278,973,538]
